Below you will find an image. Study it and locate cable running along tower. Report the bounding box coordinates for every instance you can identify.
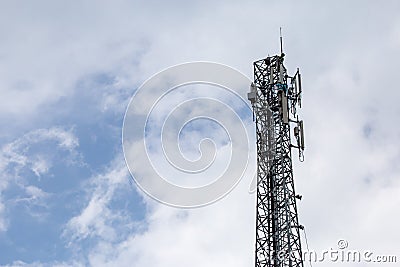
[248,35,305,267]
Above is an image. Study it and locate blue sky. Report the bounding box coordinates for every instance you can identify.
[0,75,146,264]
[1,1,400,266]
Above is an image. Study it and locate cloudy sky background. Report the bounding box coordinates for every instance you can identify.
[1,0,400,266]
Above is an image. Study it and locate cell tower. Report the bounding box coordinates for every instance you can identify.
[248,34,305,267]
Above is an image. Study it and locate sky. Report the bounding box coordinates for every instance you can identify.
[1,0,400,266]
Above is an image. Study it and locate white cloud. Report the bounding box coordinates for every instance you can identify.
[0,260,85,267]
[64,155,135,247]
[30,156,50,178]
[0,1,147,133]
[62,149,255,267]
[1,127,79,177]
[2,0,400,266]
[14,185,50,203]
[70,0,400,265]
[0,127,80,231]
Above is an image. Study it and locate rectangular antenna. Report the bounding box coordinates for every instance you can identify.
[298,70,302,94]
[248,83,256,103]
[298,68,302,108]
[281,92,289,123]
[299,120,305,150]
[270,65,274,85]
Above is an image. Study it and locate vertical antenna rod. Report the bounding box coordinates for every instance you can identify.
[280,27,283,55]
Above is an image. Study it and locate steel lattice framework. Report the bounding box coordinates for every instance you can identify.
[248,53,305,267]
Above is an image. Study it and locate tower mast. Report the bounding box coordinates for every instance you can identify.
[248,38,305,267]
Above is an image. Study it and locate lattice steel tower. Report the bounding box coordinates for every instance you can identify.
[248,40,305,267]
